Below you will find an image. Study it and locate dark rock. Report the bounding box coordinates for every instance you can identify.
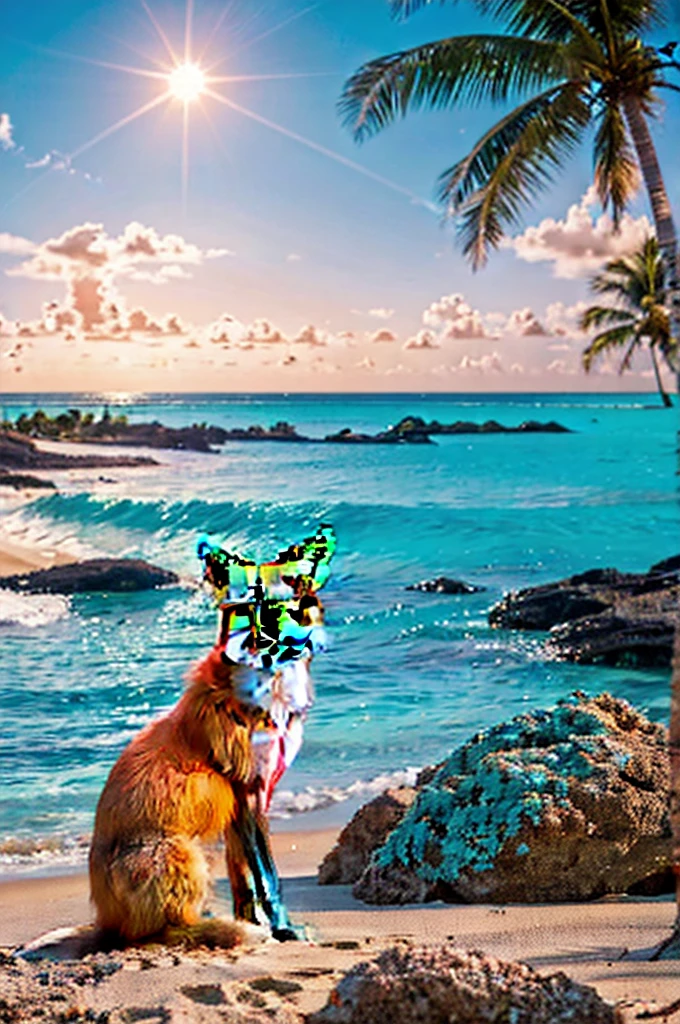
[547,592,676,667]
[0,471,56,490]
[310,946,617,1024]
[406,577,485,594]
[0,430,157,471]
[318,787,417,885]
[352,693,671,905]
[0,558,180,594]
[489,557,679,667]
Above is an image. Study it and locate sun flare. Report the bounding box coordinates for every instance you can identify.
[169,63,206,103]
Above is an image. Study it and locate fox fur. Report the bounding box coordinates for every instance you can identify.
[89,647,258,942]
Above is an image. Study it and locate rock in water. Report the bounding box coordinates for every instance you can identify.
[311,946,617,1024]
[1,558,180,594]
[406,577,484,594]
[318,787,417,885]
[353,693,671,905]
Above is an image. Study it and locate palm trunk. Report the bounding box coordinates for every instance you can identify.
[623,95,680,954]
[650,345,672,408]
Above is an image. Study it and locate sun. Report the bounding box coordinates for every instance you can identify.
[168,63,206,103]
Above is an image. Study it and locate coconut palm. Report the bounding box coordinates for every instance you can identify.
[580,237,677,406]
[340,0,679,291]
[341,0,680,954]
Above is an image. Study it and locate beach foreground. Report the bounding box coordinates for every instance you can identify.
[1,828,678,1022]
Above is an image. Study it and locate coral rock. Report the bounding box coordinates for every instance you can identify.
[353,693,671,905]
[311,946,618,1024]
[318,787,416,885]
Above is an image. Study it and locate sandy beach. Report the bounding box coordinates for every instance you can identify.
[1,827,679,1021]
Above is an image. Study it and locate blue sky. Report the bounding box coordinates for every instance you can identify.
[1,0,679,391]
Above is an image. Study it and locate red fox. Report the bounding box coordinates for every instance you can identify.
[89,646,261,943]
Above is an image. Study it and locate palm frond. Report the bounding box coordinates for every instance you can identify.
[438,82,590,267]
[582,324,636,371]
[339,35,568,141]
[579,305,635,330]
[619,335,640,372]
[593,106,641,225]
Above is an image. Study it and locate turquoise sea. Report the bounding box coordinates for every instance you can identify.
[0,392,677,875]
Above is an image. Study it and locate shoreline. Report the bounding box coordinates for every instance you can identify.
[0,828,678,1017]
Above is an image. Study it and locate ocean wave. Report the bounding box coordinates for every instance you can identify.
[0,589,71,627]
[269,766,420,819]
[0,767,421,876]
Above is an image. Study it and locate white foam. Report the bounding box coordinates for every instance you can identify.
[269,766,420,819]
[0,588,70,627]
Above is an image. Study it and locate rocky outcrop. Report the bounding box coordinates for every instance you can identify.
[351,693,671,905]
[318,787,417,885]
[1,558,180,594]
[311,946,617,1024]
[406,577,485,594]
[489,557,679,667]
[0,471,56,490]
[391,416,571,437]
[0,431,156,471]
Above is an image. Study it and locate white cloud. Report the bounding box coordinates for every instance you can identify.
[459,351,504,373]
[293,324,327,347]
[243,318,287,345]
[546,358,577,375]
[544,300,589,337]
[423,293,486,338]
[356,356,376,370]
[503,188,652,279]
[369,328,398,343]
[504,307,548,336]
[368,307,394,320]
[403,329,440,350]
[286,252,302,262]
[2,220,230,339]
[0,113,15,150]
[0,232,35,256]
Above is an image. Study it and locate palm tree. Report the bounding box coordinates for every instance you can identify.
[340,0,679,304]
[341,0,680,954]
[580,237,677,406]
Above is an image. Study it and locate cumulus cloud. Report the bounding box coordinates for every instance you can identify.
[0,113,15,150]
[368,307,394,320]
[369,328,398,343]
[503,187,652,278]
[1,221,230,340]
[356,356,376,370]
[544,300,589,337]
[403,329,440,351]
[546,358,577,375]
[504,307,548,336]
[293,324,327,347]
[243,318,287,345]
[0,232,35,256]
[459,351,504,373]
[423,293,486,338]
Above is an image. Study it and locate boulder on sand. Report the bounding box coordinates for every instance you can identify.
[311,946,617,1024]
[0,558,180,594]
[352,692,671,905]
[318,787,417,885]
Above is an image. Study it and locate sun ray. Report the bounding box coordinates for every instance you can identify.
[208,71,336,84]
[204,88,433,209]
[197,0,240,64]
[140,0,179,66]
[182,101,190,210]
[70,92,169,160]
[28,44,170,79]
[206,2,322,72]
[184,0,194,63]
[100,30,172,72]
